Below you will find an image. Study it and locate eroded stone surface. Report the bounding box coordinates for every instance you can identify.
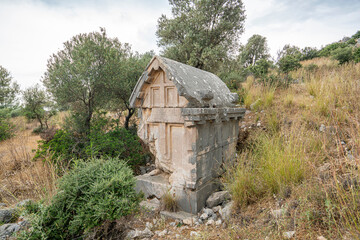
[130,56,244,214]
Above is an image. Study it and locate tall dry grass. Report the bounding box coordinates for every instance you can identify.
[224,58,360,238]
[0,117,57,205]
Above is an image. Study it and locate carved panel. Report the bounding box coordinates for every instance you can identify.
[165,86,178,107]
[151,87,160,107]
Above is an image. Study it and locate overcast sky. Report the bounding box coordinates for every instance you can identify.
[0,0,359,89]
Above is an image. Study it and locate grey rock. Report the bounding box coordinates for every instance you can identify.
[271,208,285,219]
[319,124,326,132]
[212,206,221,213]
[203,208,214,216]
[241,125,246,129]
[140,166,147,175]
[215,219,222,226]
[169,222,176,227]
[283,231,296,239]
[157,229,168,237]
[206,191,231,208]
[145,222,153,229]
[206,219,215,225]
[0,209,18,224]
[16,199,33,208]
[183,217,195,226]
[257,122,261,127]
[317,236,327,240]
[0,223,21,240]
[219,201,233,220]
[200,213,208,220]
[0,203,6,209]
[126,228,153,239]
[209,214,217,221]
[140,199,160,211]
[160,210,195,221]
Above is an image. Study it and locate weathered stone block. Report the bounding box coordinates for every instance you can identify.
[129,56,245,214]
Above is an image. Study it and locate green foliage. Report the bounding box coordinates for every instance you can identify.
[351,30,360,40]
[43,28,142,134]
[248,59,272,79]
[225,131,308,208]
[277,44,301,62]
[318,42,347,57]
[0,117,14,141]
[0,65,19,109]
[23,84,55,130]
[156,0,245,72]
[331,47,354,65]
[18,158,141,240]
[34,115,145,170]
[240,34,270,67]
[300,47,319,60]
[354,47,360,63]
[278,55,302,74]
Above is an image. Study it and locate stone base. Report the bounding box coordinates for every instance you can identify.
[135,173,170,199]
[135,173,220,214]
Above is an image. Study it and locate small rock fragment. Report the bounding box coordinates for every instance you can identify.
[283,231,295,239]
[219,201,233,220]
[206,219,215,225]
[190,231,199,237]
[206,191,231,208]
[149,169,161,176]
[183,217,194,226]
[317,236,327,240]
[215,219,222,226]
[158,229,168,237]
[271,208,285,219]
[145,222,153,229]
[200,213,208,220]
[212,206,221,213]
[319,124,326,132]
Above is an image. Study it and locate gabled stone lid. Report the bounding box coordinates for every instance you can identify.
[129,56,238,108]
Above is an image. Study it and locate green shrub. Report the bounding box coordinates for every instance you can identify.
[354,47,360,63]
[0,117,14,141]
[18,158,141,240]
[34,115,146,170]
[332,47,354,65]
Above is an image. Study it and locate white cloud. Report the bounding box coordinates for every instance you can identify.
[0,0,359,90]
[0,0,170,89]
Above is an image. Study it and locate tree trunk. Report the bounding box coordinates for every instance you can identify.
[124,108,135,130]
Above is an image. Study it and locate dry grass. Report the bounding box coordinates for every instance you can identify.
[0,117,57,205]
[220,58,360,239]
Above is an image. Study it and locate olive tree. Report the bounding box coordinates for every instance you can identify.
[156,0,245,72]
[239,34,270,67]
[42,28,143,133]
[0,65,19,109]
[23,84,54,130]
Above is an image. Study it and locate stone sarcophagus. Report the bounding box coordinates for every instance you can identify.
[129,56,245,214]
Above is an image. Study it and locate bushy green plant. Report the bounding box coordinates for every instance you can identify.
[318,42,348,57]
[18,158,141,240]
[353,47,360,63]
[332,47,354,65]
[34,114,146,170]
[0,117,14,141]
